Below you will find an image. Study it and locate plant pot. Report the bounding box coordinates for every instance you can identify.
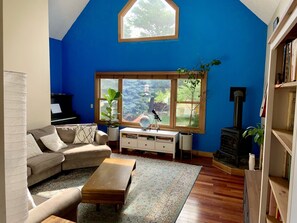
[179,133,193,151]
[108,126,119,141]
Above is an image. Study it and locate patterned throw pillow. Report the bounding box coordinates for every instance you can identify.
[73,124,97,144]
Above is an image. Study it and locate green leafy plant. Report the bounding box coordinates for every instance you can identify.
[242,124,264,146]
[177,59,221,127]
[101,88,122,127]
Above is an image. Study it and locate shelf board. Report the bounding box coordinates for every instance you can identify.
[245,170,262,223]
[269,176,289,223]
[275,81,297,88]
[266,215,282,223]
[272,129,293,155]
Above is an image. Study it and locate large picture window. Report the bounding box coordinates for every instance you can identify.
[118,0,179,42]
[95,72,207,133]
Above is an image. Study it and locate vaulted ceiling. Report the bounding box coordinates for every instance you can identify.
[49,0,280,40]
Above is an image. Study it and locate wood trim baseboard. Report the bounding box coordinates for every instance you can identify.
[192,150,213,158]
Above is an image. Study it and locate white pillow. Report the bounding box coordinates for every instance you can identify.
[27,188,36,210]
[73,124,97,144]
[40,131,67,152]
[27,134,43,159]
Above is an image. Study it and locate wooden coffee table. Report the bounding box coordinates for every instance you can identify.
[42,215,75,223]
[81,158,136,209]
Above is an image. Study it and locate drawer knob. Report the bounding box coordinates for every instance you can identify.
[145,144,147,146]
[163,146,165,148]
[128,142,130,144]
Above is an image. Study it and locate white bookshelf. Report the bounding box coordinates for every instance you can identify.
[259,1,297,222]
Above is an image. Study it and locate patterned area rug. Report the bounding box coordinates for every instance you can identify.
[30,154,201,223]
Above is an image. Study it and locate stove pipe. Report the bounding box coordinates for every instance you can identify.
[233,90,244,129]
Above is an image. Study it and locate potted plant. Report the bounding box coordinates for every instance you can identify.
[101,88,122,141]
[177,59,221,154]
[242,123,264,169]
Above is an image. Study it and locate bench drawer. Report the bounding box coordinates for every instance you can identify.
[121,138,137,147]
[155,142,174,152]
[138,140,155,150]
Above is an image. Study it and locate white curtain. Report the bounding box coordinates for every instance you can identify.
[4,71,28,222]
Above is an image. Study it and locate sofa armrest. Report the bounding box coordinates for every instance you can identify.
[26,188,81,223]
[95,130,108,145]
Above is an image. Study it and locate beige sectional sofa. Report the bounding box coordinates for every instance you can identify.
[27,124,112,186]
[27,188,81,223]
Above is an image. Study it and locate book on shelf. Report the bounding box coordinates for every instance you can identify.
[282,41,292,83]
[286,154,292,181]
[290,38,297,81]
[279,38,297,84]
[275,206,282,221]
[286,91,296,131]
[268,190,277,216]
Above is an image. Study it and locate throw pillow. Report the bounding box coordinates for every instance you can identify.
[73,124,97,144]
[40,130,68,152]
[27,125,56,151]
[27,188,36,210]
[27,134,43,159]
[55,125,77,143]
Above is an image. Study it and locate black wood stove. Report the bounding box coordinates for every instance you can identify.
[214,87,252,167]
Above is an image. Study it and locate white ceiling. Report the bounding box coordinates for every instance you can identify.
[49,0,90,40]
[48,0,280,40]
[240,0,280,25]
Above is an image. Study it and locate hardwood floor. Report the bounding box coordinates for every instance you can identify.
[176,156,244,223]
[114,148,244,223]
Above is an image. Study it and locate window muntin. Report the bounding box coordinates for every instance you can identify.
[119,0,179,42]
[95,72,206,133]
[122,79,171,125]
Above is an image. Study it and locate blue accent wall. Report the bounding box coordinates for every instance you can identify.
[50,38,63,93]
[60,0,267,152]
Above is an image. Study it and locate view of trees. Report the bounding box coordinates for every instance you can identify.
[122,79,171,124]
[99,78,201,128]
[176,80,200,127]
[123,0,176,38]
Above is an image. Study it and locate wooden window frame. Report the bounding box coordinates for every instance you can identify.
[118,0,179,42]
[95,71,207,133]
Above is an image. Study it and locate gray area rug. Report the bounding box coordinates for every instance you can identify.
[30,154,201,223]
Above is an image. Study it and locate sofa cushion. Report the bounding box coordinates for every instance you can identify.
[27,134,43,158]
[40,131,67,152]
[95,130,108,145]
[27,167,32,177]
[73,124,97,144]
[55,125,77,143]
[27,188,36,210]
[32,194,48,206]
[59,143,111,161]
[27,153,65,174]
[28,125,56,151]
[28,188,81,223]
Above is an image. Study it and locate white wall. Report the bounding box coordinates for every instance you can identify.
[0,0,5,221]
[264,0,291,85]
[0,0,50,220]
[3,0,50,130]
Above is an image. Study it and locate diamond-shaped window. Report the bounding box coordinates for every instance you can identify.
[119,0,179,42]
